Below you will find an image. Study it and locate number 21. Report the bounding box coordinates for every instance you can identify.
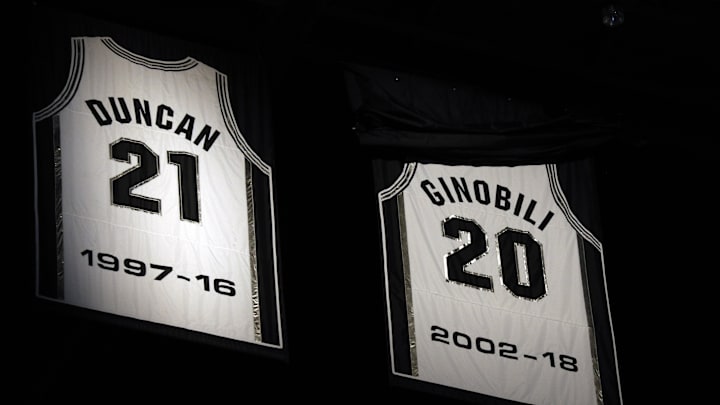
[110,138,200,222]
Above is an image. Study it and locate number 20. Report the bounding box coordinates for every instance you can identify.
[443,216,547,300]
[110,138,200,222]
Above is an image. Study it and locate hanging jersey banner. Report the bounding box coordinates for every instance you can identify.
[32,36,284,352]
[377,160,622,404]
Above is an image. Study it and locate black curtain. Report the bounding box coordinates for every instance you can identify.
[344,62,626,165]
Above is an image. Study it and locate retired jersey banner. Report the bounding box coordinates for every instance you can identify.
[32,32,284,355]
[376,160,622,404]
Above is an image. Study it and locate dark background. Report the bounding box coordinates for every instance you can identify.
[20,1,713,403]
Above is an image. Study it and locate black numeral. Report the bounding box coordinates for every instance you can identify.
[110,138,200,222]
[443,216,546,300]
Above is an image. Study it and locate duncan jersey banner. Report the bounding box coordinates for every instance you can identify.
[32,36,283,350]
[377,161,622,404]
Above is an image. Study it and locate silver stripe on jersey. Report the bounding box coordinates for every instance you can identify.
[246,160,261,342]
[397,193,419,376]
[53,115,65,300]
[576,236,604,405]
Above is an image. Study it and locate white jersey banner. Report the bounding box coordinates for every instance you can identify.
[33,37,283,349]
[378,161,622,404]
